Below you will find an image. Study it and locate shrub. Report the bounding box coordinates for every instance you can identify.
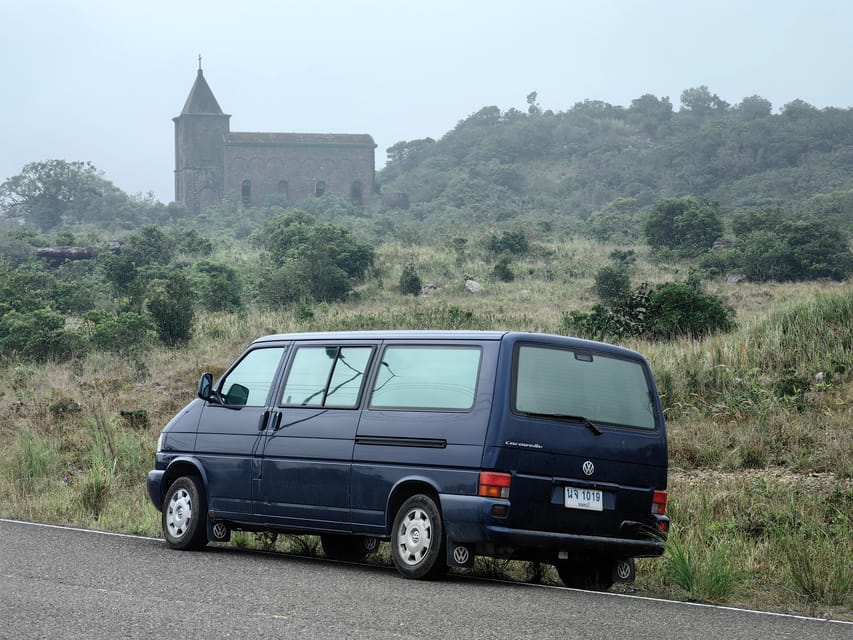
[492,255,515,282]
[259,210,375,305]
[648,282,735,339]
[85,310,153,354]
[487,230,529,255]
[146,273,195,345]
[645,197,723,256]
[563,281,734,341]
[399,262,422,296]
[192,261,243,312]
[594,265,630,304]
[0,308,81,362]
[121,225,175,266]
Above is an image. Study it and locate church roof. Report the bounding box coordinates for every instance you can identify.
[179,69,225,115]
[225,132,376,147]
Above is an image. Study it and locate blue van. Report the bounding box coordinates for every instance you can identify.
[147,330,669,589]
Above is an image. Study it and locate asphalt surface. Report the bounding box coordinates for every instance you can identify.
[0,519,849,639]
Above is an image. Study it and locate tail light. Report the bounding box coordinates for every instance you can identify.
[478,471,511,499]
[652,490,668,515]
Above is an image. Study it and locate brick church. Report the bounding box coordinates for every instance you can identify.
[174,65,376,212]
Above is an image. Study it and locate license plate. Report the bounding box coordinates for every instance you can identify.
[564,486,603,511]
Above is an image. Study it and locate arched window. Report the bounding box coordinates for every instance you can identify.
[351,181,363,205]
[277,180,289,199]
[241,179,252,206]
[315,181,326,197]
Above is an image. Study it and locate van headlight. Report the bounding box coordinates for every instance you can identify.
[156,433,165,453]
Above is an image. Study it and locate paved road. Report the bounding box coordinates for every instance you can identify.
[0,519,849,639]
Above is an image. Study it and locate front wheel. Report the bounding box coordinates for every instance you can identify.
[390,494,447,580]
[162,476,208,550]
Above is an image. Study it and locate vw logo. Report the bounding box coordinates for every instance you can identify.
[211,522,228,540]
[582,461,595,476]
[616,560,632,580]
[453,546,470,565]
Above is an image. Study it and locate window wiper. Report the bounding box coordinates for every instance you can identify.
[521,412,602,436]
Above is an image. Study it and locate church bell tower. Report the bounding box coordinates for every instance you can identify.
[173,59,231,212]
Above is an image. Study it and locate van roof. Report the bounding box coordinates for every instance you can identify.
[250,330,645,359]
[252,329,509,344]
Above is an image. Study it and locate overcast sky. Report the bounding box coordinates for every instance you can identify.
[2,1,851,203]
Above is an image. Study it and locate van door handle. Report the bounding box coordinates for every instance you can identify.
[272,412,283,431]
[258,410,271,431]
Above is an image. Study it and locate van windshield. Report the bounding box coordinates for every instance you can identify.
[513,345,657,431]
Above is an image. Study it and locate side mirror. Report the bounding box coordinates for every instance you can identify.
[198,372,214,401]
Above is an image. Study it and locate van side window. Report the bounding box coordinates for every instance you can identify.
[281,346,372,408]
[370,346,481,410]
[514,345,657,430]
[220,347,286,407]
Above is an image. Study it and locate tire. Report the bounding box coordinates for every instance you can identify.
[320,534,380,562]
[555,556,614,591]
[162,476,208,550]
[390,494,447,580]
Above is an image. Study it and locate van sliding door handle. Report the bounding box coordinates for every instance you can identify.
[258,410,271,431]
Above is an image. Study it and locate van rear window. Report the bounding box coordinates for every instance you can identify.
[370,346,481,410]
[513,345,657,430]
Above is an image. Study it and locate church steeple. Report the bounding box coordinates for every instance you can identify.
[173,61,231,211]
[179,66,225,115]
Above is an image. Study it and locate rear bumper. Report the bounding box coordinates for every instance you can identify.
[440,493,665,558]
[481,525,665,556]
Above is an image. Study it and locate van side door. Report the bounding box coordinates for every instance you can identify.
[257,343,375,531]
[194,345,288,518]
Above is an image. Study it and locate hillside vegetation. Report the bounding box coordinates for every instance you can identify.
[0,86,851,619]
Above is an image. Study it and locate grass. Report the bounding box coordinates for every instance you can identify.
[0,239,850,619]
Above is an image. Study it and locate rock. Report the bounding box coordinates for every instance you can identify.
[464,279,482,293]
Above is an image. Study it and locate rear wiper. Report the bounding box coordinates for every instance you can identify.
[522,412,602,436]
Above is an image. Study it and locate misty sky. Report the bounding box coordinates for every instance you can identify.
[2,1,851,204]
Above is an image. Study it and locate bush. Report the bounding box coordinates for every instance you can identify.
[258,210,374,304]
[122,225,175,266]
[0,308,81,362]
[491,255,515,282]
[487,230,529,255]
[648,282,735,339]
[594,265,630,304]
[86,310,153,354]
[399,262,422,296]
[192,261,243,312]
[563,281,734,341]
[645,197,723,256]
[146,273,195,345]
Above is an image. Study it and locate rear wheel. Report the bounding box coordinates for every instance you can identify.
[555,556,614,591]
[320,534,380,561]
[390,494,447,580]
[162,476,208,550]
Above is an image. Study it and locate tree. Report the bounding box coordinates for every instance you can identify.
[736,95,772,120]
[259,210,374,305]
[628,94,673,136]
[645,197,723,255]
[680,86,729,115]
[0,160,123,231]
